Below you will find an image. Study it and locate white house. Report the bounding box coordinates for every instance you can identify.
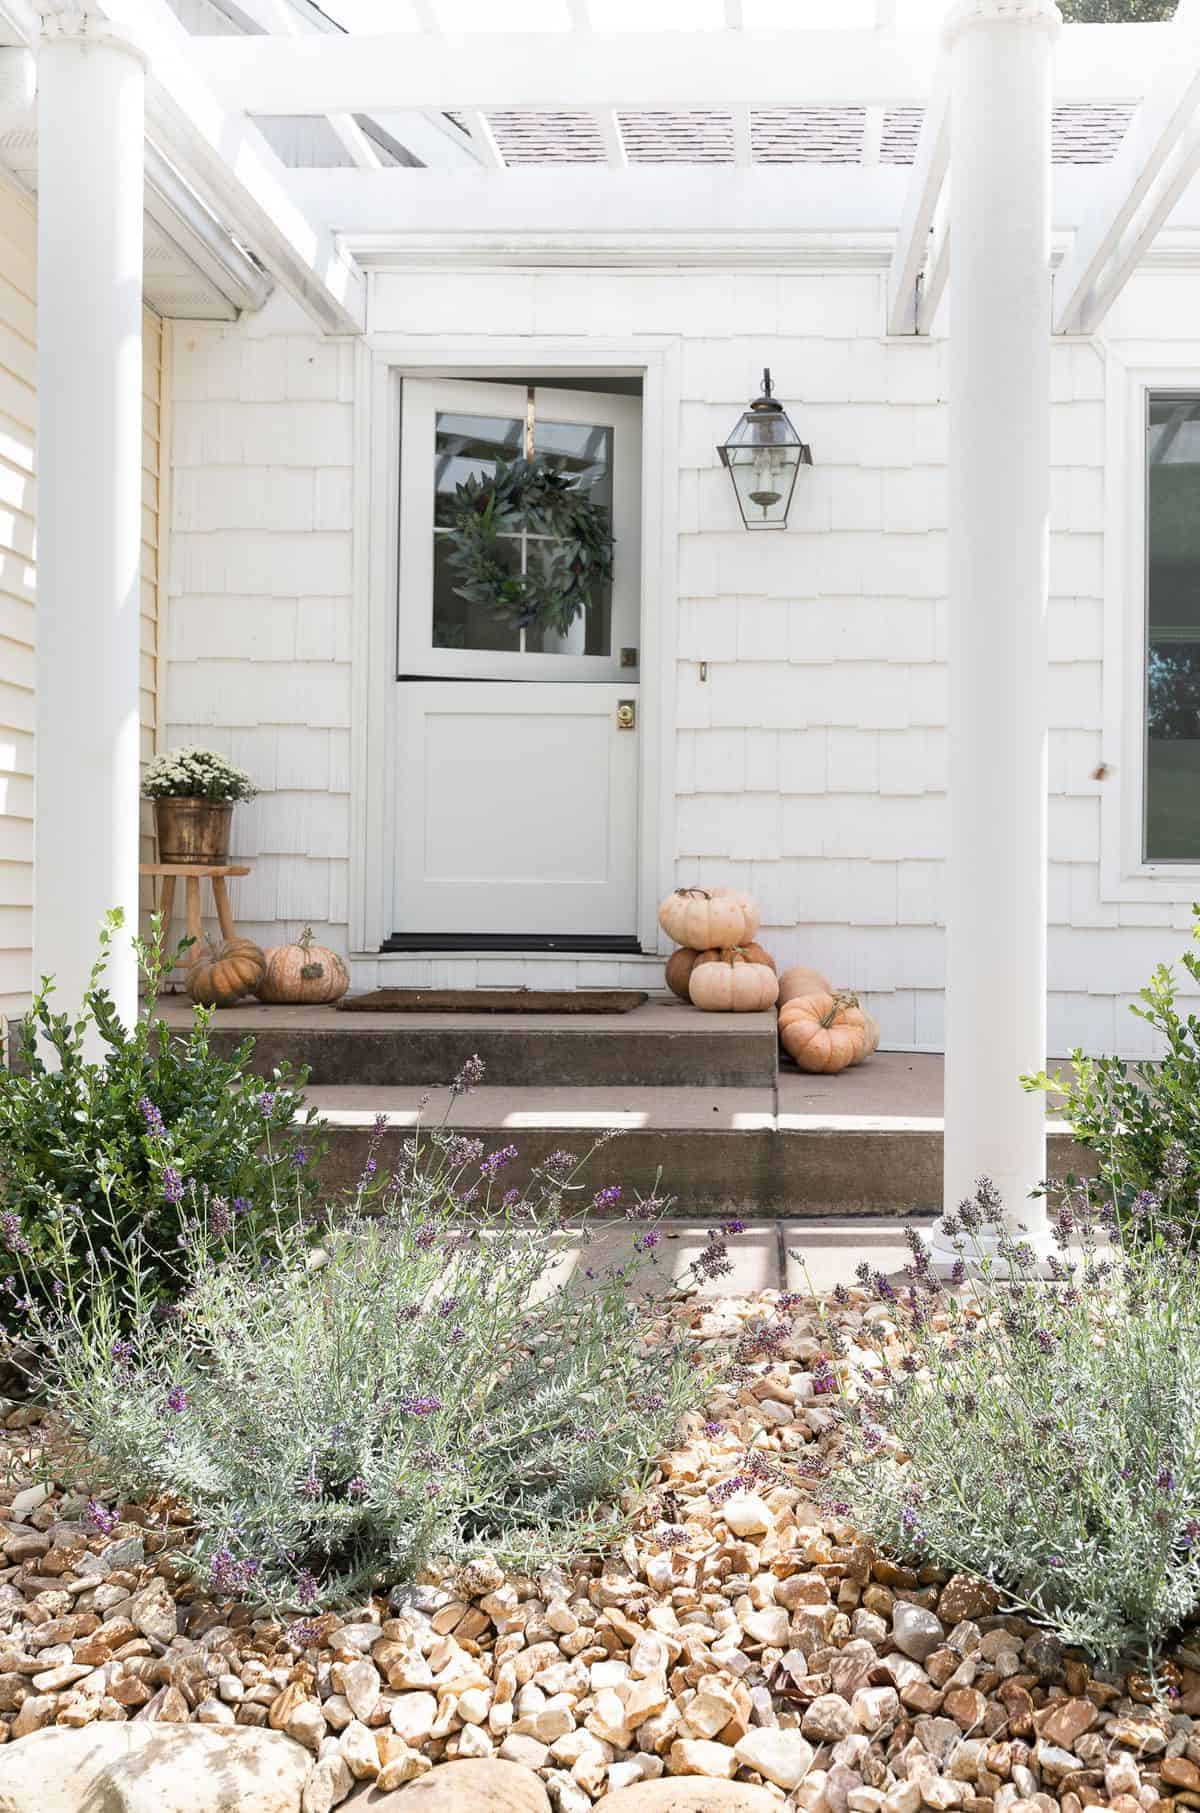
[5,0,1200,1229]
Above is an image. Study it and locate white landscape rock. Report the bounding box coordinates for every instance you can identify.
[734,1727,815,1790]
[0,1723,310,1813]
[721,1495,772,1538]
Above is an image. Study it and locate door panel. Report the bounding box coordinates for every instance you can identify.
[395,683,639,939]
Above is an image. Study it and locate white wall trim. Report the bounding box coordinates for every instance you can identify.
[1100,340,1200,904]
[348,331,681,961]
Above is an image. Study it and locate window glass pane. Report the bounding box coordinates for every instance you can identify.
[1147,397,1200,860]
[530,417,614,657]
[432,411,523,652]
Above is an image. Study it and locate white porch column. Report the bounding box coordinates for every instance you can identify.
[936,0,1060,1254]
[33,14,144,1036]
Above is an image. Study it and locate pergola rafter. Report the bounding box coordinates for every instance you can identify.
[886,69,949,335]
[1054,1,1200,334]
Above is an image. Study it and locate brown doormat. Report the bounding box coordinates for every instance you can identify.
[340,988,650,1015]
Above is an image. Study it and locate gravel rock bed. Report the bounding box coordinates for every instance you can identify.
[0,1285,1193,1811]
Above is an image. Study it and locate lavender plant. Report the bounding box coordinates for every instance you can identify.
[0,910,318,1313]
[18,1088,729,1604]
[1024,907,1200,1233]
[805,1174,1200,1665]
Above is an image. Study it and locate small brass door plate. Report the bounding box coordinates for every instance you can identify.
[620,646,638,668]
[616,700,636,731]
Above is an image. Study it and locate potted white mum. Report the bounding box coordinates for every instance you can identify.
[142,747,258,866]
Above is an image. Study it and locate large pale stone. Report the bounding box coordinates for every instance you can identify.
[129,1581,178,1647]
[347,1757,551,1809]
[0,1723,309,1813]
[600,1782,783,1811]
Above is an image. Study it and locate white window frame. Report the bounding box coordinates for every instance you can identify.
[1101,343,1200,902]
[349,334,681,960]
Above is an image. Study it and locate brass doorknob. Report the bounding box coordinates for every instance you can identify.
[616,701,636,731]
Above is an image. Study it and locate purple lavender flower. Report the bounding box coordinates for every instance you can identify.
[0,1214,29,1257]
[449,1054,485,1097]
[592,1185,622,1211]
[480,1144,518,1178]
[291,1147,309,1171]
[701,1420,725,1439]
[346,1476,368,1500]
[85,1498,119,1535]
[111,1337,135,1364]
[139,1096,166,1139]
[721,1218,746,1236]
[258,1090,277,1116]
[165,1384,189,1414]
[398,1393,442,1417]
[634,1229,661,1253]
[1033,1327,1055,1355]
[163,1168,184,1206]
[1158,1465,1176,1493]
[295,1569,319,1607]
[209,1197,233,1241]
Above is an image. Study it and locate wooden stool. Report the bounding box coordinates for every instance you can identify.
[140,863,251,970]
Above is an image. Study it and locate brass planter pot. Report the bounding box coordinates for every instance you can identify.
[154,797,234,866]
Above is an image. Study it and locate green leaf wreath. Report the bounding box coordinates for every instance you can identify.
[443,455,614,638]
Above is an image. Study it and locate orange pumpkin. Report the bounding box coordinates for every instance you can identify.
[688,948,780,1014]
[187,937,266,1009]
[778,964,833,1008]
[657,888,760,951]
[257,928,350,1006]
[858,1011,881,1059]
[779,991,868,1074]
[667,941,775,1000]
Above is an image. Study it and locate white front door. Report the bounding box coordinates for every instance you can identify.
[390,379,643,948]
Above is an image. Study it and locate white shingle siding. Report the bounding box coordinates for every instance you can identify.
[164,265,1200,1054]
[166,293,353,958]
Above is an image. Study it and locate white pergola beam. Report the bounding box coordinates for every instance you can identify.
[461,107,504,168]
[886,69,948,335]
[1054,13,1200,333]
[96,0,365,332]
[188,24,1180,116]
[597,109,628,169]
[325,110,384,169]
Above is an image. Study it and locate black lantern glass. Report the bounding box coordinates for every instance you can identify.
[717,369,813,530]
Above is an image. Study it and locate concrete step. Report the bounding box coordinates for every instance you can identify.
[186,998,779,1090]
[307,1073,1090,1217]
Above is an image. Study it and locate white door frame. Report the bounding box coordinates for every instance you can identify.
[350,333,682,960]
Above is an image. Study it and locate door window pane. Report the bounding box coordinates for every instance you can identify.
[430,406,615,659]
[1146,397,1200,860]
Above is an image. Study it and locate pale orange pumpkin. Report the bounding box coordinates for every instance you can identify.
[657,888,760,951]
[778,964,833,1008]
[187,937,266,1009]
[857,1011,881,1059]
[712,887,762,942]
[257,928,350,1006]
[688,947,780,1013]
[779,991,868,1074]
[668,940,775,1000]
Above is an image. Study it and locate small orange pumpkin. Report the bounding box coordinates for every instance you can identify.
[779,991,868,1074]
[688,948,780,1014]
[657,888,760,951]
[257,928,350,1006]
[667,941,775,1000]
[778,964,833,1008]
[187,937,266,1009]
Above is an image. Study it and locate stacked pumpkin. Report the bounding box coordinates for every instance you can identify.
[777,964,880,1075]
[658,888,779,1013]
[186,926,350,1010]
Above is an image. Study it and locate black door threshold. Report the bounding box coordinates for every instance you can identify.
[381,933,643,955]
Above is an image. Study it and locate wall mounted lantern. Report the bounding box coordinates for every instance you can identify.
[717,369,813,530]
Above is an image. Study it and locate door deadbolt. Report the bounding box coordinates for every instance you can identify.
[616,700,636,731]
